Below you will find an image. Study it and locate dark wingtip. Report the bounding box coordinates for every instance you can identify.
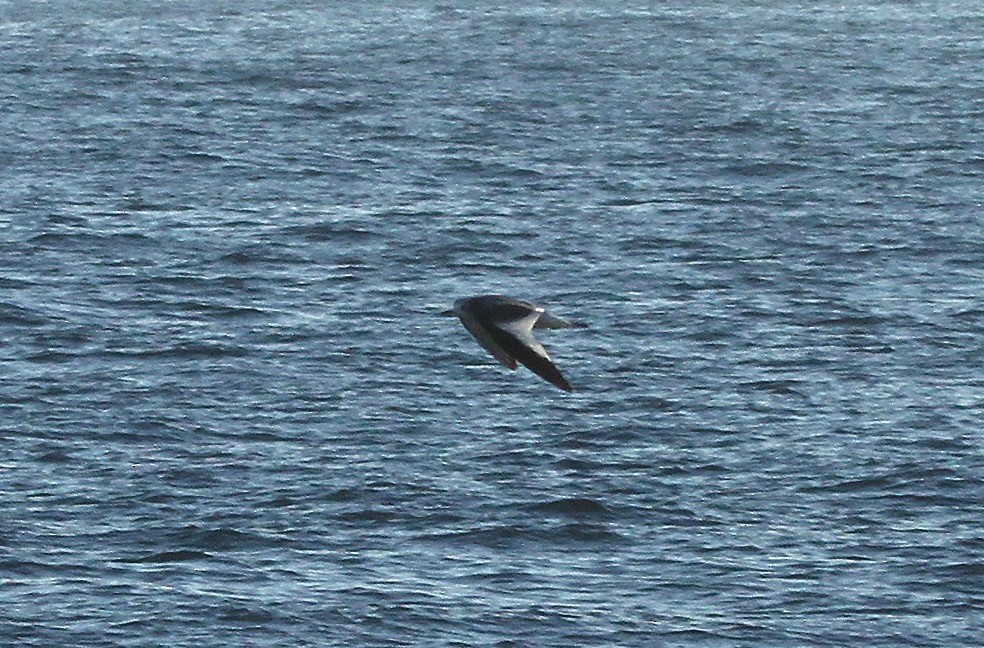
[547,373,574,392]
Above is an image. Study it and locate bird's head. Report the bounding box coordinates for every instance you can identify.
[441,299,468,318]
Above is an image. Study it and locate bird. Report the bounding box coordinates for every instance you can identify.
[443,295,579,391]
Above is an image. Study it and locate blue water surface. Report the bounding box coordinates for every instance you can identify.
[2,1,983,646]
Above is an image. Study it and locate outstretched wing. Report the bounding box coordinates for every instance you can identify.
[457,309,517,370]
[485,313,573,392]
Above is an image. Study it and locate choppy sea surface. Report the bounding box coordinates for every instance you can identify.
[2,1,983,646]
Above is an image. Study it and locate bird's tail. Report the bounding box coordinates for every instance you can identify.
[534,310,583,329]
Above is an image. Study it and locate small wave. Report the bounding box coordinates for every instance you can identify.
[338,508,398,523]
[26,230,158,250]
[172,300,270,319]
[938,560,984,579]
[528,497,612,519]
[100,342,250,360]
[37,449,74,463]
[0,276,36,289]
[809,314,887,328]
[660,628,732,641]
[122,550,211,564]
[0,302,46,326]
[218,606,277,624]
[213,244,307,266]
[27,231,97,247]
[421,525,529,549]
[739,379,806,396]
[282,221,376,242]
[725,161,811,177]
[181,151,226,164]
[130,417,193,438]
[550,522,629,544]
[175,526,273,552]
[26,350,79,363]
[0,559,59,576]
[552,457,606,471]
[951,307,984,322]
[697,116,765,135]
[801,475,898,494]
[292,96,371,116]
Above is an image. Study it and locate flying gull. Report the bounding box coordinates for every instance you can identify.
[443,295,578,391]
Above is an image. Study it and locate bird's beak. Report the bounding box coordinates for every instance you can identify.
[441,309,455,317]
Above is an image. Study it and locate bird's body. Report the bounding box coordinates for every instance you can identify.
[444,295,577,391]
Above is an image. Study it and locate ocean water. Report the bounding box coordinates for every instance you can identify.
[2,1,983,646]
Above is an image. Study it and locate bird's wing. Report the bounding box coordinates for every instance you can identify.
[458,310,517,370]
[486,313,573,392]
[532,309,575,329]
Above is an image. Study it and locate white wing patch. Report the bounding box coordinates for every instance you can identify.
[496,311,553,362]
